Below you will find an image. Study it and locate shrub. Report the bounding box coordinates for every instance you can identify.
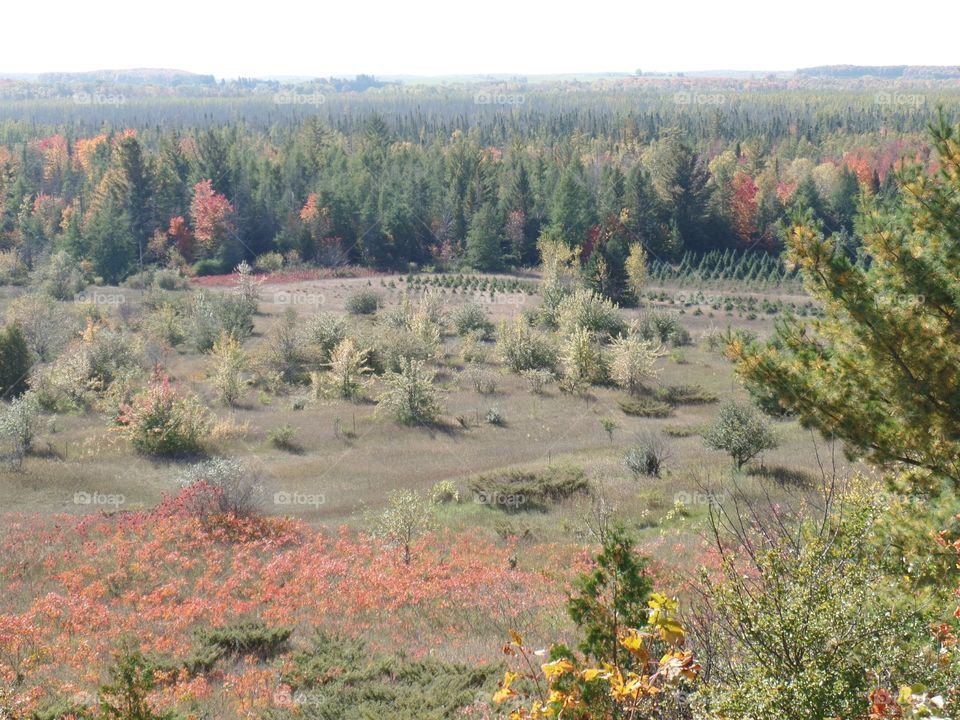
[451,302,493,337]
[323,337,372,399]
[655,383,718,405]
[376,489,434,564]
[376,358,443,425]
[696,499,930,720]
[0,250,27,286]
[521,367,555,395]
[197,621,292,660]
[5,293,74,362]
[0,324,32,399]
[670,325,692,347]
[703,400,778,470]
[97,650,176,720]
[496,316,558,373]
[366,326,437,373]
[29,344,92,411]
[485,406,506,425]
[470,464,589,512]
[253,251,284,273]
[300,311,347,363]
[608,332,664,396]
[462,365,499,394]
[145,302,186,348]
[0,391,41,470]
[85,325,144,390]
[268,424,298,450]
[152,268,188,290]
[177,457,264,516]
[430,479,460,504]
[210,331,248,405]
[638,310,684,344]
[256,307,305,383]
[458,334,486,368]
[559,326,606,393]
[188,290,254,352]
[280,632,499,719]
[116,371,211,456]
[233,261,261,315]
[345,289,383,315]
[618,397,673,417]
[34,251,85,301]
[192,258,223,276]
[625,432,671,477]
[556,288,626,338]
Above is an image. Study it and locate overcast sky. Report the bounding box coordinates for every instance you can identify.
[1,0,956,78]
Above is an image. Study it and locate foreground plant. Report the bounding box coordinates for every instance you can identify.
[495,594,699,719]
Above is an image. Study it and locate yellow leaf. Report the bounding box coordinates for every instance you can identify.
[541,659,575,679]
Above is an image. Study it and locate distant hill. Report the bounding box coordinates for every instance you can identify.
[798,65,960,80]
[36,68,216,86]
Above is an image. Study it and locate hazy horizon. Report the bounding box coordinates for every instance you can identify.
[1,0,957,80]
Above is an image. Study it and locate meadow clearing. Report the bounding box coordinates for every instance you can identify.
[0,269,858,719]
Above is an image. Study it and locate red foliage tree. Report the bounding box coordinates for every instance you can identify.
[729,171,758,245]
[189,180,235,259]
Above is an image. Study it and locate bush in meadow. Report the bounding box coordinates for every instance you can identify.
[451,302,493,337]
[703,400,778,470]
[556,288,626,338]
[608,330,664,396]
[496,316,558,373]
[116,370,211,456]
[0,391,41,470]
[345,288,383,315]
[376,358,443,425]
[210,331,249,406]
[177,457,265,516]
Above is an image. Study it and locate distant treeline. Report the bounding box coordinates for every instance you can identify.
[0,80,953,301]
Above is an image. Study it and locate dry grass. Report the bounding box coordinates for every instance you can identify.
[0,274,852,540]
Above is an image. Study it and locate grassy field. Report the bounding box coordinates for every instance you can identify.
[0,272,851,536]
[0,271,860,718]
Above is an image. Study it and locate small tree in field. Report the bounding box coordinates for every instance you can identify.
[559,326,605,394]
[376,489,434,564]
[703,400,778,470]
[376,357,442,425]
[568,527,653,667]
[323,337,372,399]
[624,242,648,300]
[608,330,664,396]
[210,331,248,406]
[0,391,40,470]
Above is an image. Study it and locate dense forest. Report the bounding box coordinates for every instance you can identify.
[1,76,958,302]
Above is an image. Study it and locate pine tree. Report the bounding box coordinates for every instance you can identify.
[731,115,960,487]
